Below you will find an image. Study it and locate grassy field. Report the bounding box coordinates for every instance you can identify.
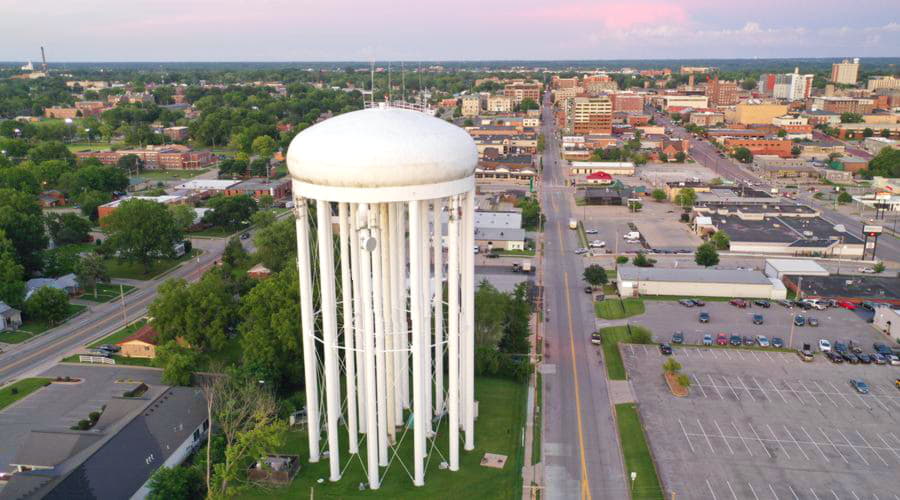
[598,325,653,380]
[615,404,664,500]
[106,249,200,280]
[0,330,35,344]
[12,304,88,338]
[78,283,136,303]
[88,318,147,348]
[237,377,526,500]
[188,224,248,238]
[595,298,645,320]
[135,169,209,181]
[66,142,110,152]
[0,378,52,411]
[532,373,542,465]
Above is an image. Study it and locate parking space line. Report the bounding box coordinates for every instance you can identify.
[697,418,716,454]
[856,431,889,467]
[810,488,821,500]
[867,393,892,413]
[679,419,696,454]
[722,376,741,400]
[765,351,775,362]
[752,378,771,402]
[784,425,810,461]
[692,374,708,398]
[737,377,757,401]
[627,344,635,356]
[726,481,738,500]
[827,381,856,408]
[811,380,840,408]
[783,381,805,403]
[852,391,872,410]
[736,350,745,360]
[788,485,800,500]
[768,379,791,404]
[723,349,732,360]
[708,375,725,399]
[732,421,753,456]
[749,423,773,459]
[767,424,791,460]
[834,428,868,466]
[798,380,823,406]
[831,490,839,500]
[711,349,720,359]
[714,420,735,455]
[748,482,760,500]
[769,484,780,500]
[695,347,703,358]
[818,427,850,464]
[800,425,829,462]
[876,434,900,462]
[706,479,718,500]
[750,350,761,362]
[781,352,792,363]
[850,491,860,500]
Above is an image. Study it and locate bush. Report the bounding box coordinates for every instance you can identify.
[662,358,682,374]
[677,374,691,388]
[75,419,91,430]
[629,327,653,344]
[10,387,18,395]
[89,411,101,423]
[616,256,629,264]
[474,347,533,382]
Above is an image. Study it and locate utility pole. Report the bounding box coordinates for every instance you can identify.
[119,284,127,325]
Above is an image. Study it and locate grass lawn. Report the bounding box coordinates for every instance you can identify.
[15,304,88,337]
[497,249,536,257]
[532,373,542,465]
[236,377,526,499]
[0,378,52,411]
[88,318,147,348]
[602,284,617,295]
[598,325,653,380]
[134,169,208,181]
[61,353,154,366]
[106,249,201,280]
[576,221,589,248]
[615,404,664,500]
[78,283,136,303]
[595,298,645,320]
[67,142,110,152]
[0,330,36,344]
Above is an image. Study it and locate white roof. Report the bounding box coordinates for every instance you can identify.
[765,259,829,275]
[286,106,477,189]
[174,180,238,190]
[571,161,635,168]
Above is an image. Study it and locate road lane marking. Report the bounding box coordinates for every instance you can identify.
[562,272,591,500]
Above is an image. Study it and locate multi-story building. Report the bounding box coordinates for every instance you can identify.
[831,58,860,85]
[163,126,190,141]
[75,101,107,117]
[224,178,292,200]
[772,115,808,127]
[680,66,713,75]
[461,95,481,117]
[486,95,514,113]
[570,96,612,135]
[503,82,542,104]
[706,77,739,106]
[810,97,875,115]
[723,138,793,158]
[551,76,579,89]
[75,146,214,170]
[756,74,777,95]
[772,68,813,101]
[867,76,900,92]
[610,93,644,112]
[657,95,709,110]
[689,111,725,127]
[732,103,789,125]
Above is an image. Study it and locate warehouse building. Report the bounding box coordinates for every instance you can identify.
[700,214,864,257]
[616,266,787,299]
[763,259,829,280]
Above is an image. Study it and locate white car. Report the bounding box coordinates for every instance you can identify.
[585,229,599,235]
[756,335,770,347]
[888,354,900,366]
[589,240,606,248]
[859,267,876,274]
[574,248,589,255]
[818,339,832,352]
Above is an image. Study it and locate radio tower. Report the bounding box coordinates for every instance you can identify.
[40,46,48,73]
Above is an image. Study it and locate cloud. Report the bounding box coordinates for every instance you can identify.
[521,2,688,29]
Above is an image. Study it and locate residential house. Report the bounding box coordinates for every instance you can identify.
[25,274,80,300]
[117,323,159,359]
[0,301,23,331]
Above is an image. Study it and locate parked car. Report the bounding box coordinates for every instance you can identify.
[698,312,710,323]
[857,353,873,364]
[672,332,684,344]
[98,344,121,353]
[800,299,826,310]
[859,267,876,274]
[753,300,770,308]
[873,343,892,356]
[825,351,844,364]
[752,314,764,325]
[849,340,862,354]
[771,337,784,348]
[756,335,770,347]
[679,299,696,307]
[860,302,875,311]
[584,286,593,294]
[837,300,857,310]
[729,299,748,308]
[87,348,111,357]
[807,317,819,327]
[691,299,705,307]
[793,315,806,327]
[834,341,848,354]
[873,353,887,365]
[591,332,602,345]
[585,228,599,234]
[850,379,869,394]
[240,232,250,240]
[729,334,742,346]
[659,343,673,355]
[716,333,728,346]
[776,300,793,308]
[742,335,754,346]
[798,344,814,362]
[486,252,500,259]
[589,240,606,248]
[843,352,859,364]
[817,339,831,352]
[888,354,900,366]
[703,334,713,346]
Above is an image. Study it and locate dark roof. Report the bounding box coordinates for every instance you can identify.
[783,275,900,302]
[117,323,159,346]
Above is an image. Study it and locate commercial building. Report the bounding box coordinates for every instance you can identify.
[224,177,292,200]
[810,97,875,115]
[782,275,900,307]
[689,111,724,127]
[503,82,541,104]
[723,138,793,158]
[461,95,481,117]
[763,259,829,280]
[665,181,710,202]
[680,66,713,75]
[873,307,900,342]
[837,122,900,140]
[701,214,864,257]
[570,96,612,135]
[569,161,635,176]
[867,76,900,92]
[75,146,215,170]
[657,95,709,111]
[583,186,633,205]
[831,58,860,85]
[752,157,820,183]
[772,68,814,101]
[486,95,514,113]
[97,195,189,221]
[863,136,899,154]
[733,103,789,125]
[610,93,644,112]
[474,227,525,251]
[706,77,739,106]
[616,266,787,300]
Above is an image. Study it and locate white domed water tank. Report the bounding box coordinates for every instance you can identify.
[286,106,477,202]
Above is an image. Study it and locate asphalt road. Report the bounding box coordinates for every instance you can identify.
[539,98,627,500]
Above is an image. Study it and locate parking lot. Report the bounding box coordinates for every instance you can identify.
[624,342,900,500]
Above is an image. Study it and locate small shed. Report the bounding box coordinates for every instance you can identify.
[116,323,160,359]
[0,301,23,331]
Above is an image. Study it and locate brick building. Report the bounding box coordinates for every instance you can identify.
[706,77,739,106]
[503,82,541,104]
[570,96,612,135]
[724,138,793,158]
[610,93,644,112]
[76,146,214,170]
[224,178,291,200]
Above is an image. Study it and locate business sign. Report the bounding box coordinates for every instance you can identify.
[863,225,883,235]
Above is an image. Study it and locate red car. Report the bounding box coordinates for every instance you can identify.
[716,333,728,346]
[837,300,857,310]
[729,299,748,308]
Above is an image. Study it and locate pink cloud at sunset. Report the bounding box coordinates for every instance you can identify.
[520,2,688,29]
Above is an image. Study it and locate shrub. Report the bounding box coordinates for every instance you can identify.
[474,347,533,382]
[89,411,101,423]
[616,256,629,264]
[75,419,91,430]
[629,328,653,344]
[10,387,18,395]
[677,374,691,388]
[663,358,682,374]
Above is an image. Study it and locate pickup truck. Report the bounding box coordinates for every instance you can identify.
[797,343,814,362]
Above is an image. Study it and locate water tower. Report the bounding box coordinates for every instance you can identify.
[286,105,477,489]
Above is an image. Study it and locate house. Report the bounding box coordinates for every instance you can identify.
[247,263,273,280]
[0,301,23,331]
[584,171,614,185]
[38,190,66,208]
[116,323,160,359]
[474,227,526,252]
[25,274,80,300]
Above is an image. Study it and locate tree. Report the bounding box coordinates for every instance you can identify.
[862,128,874,138]
[154,341,200,386]
[651,189,666,202]
[732,147,753,164]
[515,197,543,231]
[519,98,539,111]
[882,129,891,139]
[251,135,277,160]
[662,357,682,374]
[583,264,608,286]
[498,282,532,355]
[710,231,730,250]
[740,79,757,91]
[840,112,863,124]
[837,191,852,204]
[0,188,48,273]
[253,218,296,272]
[116,154,144,175]
[24,287,69,325]
[27,141,75,166]
[218,158,248,179]
[0,167,39,194]
[0,230,26,309]
[673,187,697,209]
[257,194,274,209]
[168,204,196,231]
[474,280,508,348]
[864,148,900,178]
[632,253,654,267]
[250,209,275,228]
[147,465,204,500]
[222,236,248,268]
[537,134,545,153]
[74,253,109,298]
[204,195,257,229]
[103,199,182,273]
[463,118,474,127]
[674,151,686,163]
[873,262,886,273]
[791,145,801,156]
[76,190,111,221]
[46,213,92,245]
[149,271,238,352]
[694,242,720,267]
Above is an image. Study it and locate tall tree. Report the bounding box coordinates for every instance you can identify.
[148,270,238,352]
[146,465,204,500]
[583,264,609,286]
[694,242,720,267]
[168,204,196,231]
[0,188,48,273]
[253,217,296,272]
[74,252,109,298]
[0,230,26,309]
[46,213,92,245]
[203,195,257,229]
[474,280,509,348]
[24,287,69,325]
[673,187,697,209]
[103,199,182,273]
[222,236,248,268]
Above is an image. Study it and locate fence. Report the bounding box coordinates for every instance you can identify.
[79,355,116,365]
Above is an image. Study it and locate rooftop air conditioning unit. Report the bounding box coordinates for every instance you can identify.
[803,231,814,238]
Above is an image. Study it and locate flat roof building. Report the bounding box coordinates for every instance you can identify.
[616,266,787,300]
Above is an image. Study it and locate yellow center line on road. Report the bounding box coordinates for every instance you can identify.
[563,271,592,500]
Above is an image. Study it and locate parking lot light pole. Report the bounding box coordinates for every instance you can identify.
[630,472,637,493]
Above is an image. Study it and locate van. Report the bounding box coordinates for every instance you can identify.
[569,219,578,230]
[623,231,640,240]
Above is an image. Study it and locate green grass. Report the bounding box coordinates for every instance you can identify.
[0,378,52,411]
[78,283,136,303]
[134,169,208,181]
[595,298,645,320]
[88,318,147,348]
[106,249,200,280]
[598,325,653,380]
[67,142,110,152]
[576,221,589,248]
[236,377,526,500]
[0,330,36,344]
[602,283,617,295]
[14,304,88,337]
[615,403,664,500]
[497,249,536,257]
[188,224,248,238]
[532,373,542,465]
[61,353,154,366]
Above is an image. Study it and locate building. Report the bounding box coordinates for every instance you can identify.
[461,95,481,117]
[680,66,713,75]
[781,275,900,307]
[42,107,79,119]
[224,178,292,200]
[503,82,541,104]
[247,262,273,280]
[665,181,710,202]
[703,214,864,257]
[486,95,514,113]
[584,171,614,185]
[771,69,814,102]
[863,136,900,154]
[724,138,793,158]
[752,157,820,182]
[810,97,875,115]
[172,179,239,198]
[772,115,808,127]
[867,76,900,92]
[706,77,739,106]
[163,126,189,141]
[689,111,724,127]
[837,122,900,140]
[763,259,829,280]
[756,74,777,95]
[75,146,215,170]
[658,95,709,111]
[0,301,23,331]
[873,307,900,342]
[831,58,860,85]
[97,195,189,221]
[474,210,522,229]
[117,322,159,358]
[569,161,635,176]
[610,93,644,112]
[570,96,612,135]
[583,186,633,205]
[474,227,525,251]
[733,103,789,125]
[616,266,787,300]
[25,274,80,300]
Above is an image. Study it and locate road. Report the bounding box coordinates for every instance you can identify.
[654,110,900,261]
[539,97,627,500]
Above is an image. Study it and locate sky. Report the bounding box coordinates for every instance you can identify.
[2,0,899,62]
